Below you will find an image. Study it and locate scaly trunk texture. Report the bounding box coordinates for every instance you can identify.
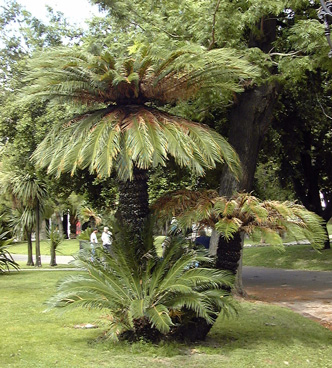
[26,228,34,266]
[214,82,280,294]
[35,199,42,267]
[117,166,150,255]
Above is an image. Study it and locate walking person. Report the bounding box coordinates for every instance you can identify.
[101,226,112,253]
[90,228,98,260]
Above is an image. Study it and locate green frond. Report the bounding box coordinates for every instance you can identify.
[215,218,243,241]
[25,44,247,181]
[145,304,172,334]
[154,190,326,247]
[46,230,235,340]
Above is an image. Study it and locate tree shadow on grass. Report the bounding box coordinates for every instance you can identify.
[204,301,332,353]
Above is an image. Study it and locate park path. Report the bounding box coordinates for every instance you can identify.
[243,266,332,330]
[13,254,74,265]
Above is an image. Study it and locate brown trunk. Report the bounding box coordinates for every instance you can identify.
[214,82,280,294]
[116,166,152,257]
[35,199,42,267]
[322,222,331,250]
[50,244,57,266]
[26,228,34,266]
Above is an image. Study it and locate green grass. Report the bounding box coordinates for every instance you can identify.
[9,237,166,257]
[244,224,332,246]
[1,270,332,367]
[9,239,80,256]
[243,244,332,271]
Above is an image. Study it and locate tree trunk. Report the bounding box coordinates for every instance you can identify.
[62,212,69,239]
[50,244,57,266]
[26,228,34,266]
[35,199,42,267]
[116,166,151,256]
[214,82,280,293]
[322,221,331,250]
[55,211,64,235]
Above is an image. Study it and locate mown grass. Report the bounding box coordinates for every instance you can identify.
[1,270,332,368]
[9,237,166,257]
[9,239,80,256]
[243,244,332,271]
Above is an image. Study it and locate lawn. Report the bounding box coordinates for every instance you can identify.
[9,237,166,257]
[243,244,332,271]
[9,239,80,256]
[1,270,332,368]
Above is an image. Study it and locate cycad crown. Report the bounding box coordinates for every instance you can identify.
[25,45,258,180]
[153,190,327,249]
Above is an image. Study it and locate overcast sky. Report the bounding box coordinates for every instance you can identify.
[1,0,102,26]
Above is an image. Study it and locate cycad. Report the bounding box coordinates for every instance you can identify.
[153,190,327,273]
[153,190,326,246]
[0,228,19,274]
[25,44,257,250]
[46,234,236,341]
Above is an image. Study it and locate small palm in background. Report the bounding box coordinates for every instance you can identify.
[47,225,64,267]
[46,231,236,342]
[0,227,19,273]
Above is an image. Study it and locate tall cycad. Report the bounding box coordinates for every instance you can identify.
[26,44,258,251]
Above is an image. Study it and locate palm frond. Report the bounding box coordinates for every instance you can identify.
[153,190,327,248]
[46,231,235,341]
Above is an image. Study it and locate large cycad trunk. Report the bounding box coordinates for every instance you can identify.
[116,166,151,256]
[214,82,280,294]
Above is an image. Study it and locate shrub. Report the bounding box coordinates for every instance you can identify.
[46,234,236,342]
[0,230,19,273]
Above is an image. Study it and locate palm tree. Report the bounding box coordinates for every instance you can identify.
[153,190,326,292]
[10,207,35,266]
[0,170,47,266]
[25,44,258,252]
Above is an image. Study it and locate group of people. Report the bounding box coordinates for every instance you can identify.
[90,226,113,253]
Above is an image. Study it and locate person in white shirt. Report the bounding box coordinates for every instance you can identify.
[90,228,98,259]
[101,226,112,253]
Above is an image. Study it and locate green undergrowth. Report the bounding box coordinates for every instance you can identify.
[1,270,332,368]
[243,244,332,271]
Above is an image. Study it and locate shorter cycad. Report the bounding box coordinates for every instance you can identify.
[0,228,19,274]
[46,234,236,341]
[153,190,326,249]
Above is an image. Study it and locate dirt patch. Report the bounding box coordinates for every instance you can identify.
[245,285,332,331]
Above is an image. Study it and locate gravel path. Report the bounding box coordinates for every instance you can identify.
[243,266,332,330]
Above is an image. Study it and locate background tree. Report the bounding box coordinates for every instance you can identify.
[88,0,332,283]
[264,72,332,249]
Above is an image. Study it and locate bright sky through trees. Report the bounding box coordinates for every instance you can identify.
[0,0,101,26]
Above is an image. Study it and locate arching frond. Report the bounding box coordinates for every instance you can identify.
[46,233,235,341]
[153,190,327,248]
[32,105,241,180]
[24,44,251,181]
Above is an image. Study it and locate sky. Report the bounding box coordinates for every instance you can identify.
[1,0,102,26]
